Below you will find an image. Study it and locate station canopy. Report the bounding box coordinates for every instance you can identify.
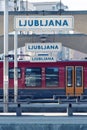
[0,11,87,53]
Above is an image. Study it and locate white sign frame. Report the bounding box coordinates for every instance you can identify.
[30,56,57,62]
[14,15,74,31]
[25,43,62,52]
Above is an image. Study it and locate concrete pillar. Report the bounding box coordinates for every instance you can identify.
[16,103,22,116]
[67,103,73,116]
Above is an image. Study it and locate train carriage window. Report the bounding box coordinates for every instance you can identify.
[76,67,83,87]
[25,68,41,87]
[9,68,21,79]
[67,67,73,87]
[46,67,59,87]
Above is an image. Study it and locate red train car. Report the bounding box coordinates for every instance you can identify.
[0,60,87,99]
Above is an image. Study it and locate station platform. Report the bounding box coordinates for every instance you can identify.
[0,113,87,130]
[0,102,87,130]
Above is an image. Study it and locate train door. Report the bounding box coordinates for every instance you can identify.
[66,66,83,96]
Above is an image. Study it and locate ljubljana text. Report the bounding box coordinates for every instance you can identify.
[27,45,60,51]
[19,19,68,27]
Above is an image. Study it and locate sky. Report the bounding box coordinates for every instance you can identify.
[28,0,87,10]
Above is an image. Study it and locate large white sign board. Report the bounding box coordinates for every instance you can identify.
[14,15,74,31]
[30,56,57,62]
[25,43,62,52]
[25,43,62,62]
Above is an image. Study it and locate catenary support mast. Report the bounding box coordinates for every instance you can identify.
[14,0,18,103]
[3,0,9,112]
[14,31,18,103]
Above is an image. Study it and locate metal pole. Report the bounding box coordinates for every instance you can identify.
[14,30,18,103]
[60,0,61,15]
[3,0,9,112]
